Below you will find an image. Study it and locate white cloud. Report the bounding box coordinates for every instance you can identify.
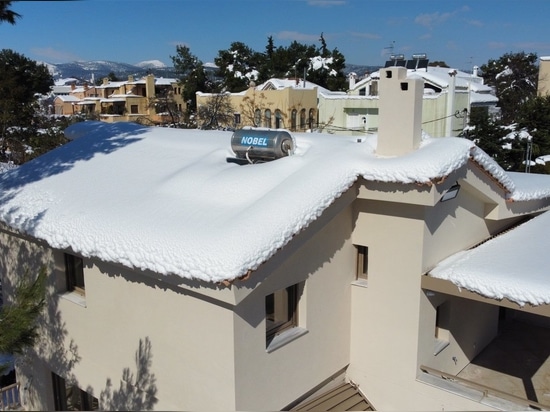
[276,31,319,42]
[414,11,452,28]
[31,47,80,63]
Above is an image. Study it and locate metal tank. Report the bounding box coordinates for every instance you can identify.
[230,128,295,163]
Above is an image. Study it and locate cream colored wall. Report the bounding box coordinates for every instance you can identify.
[538,58,550,96]
[0,226,237,410]
[418,291,499,375]
[0,188,356,411]
[199,85,317,130]
[232,199,356,410]
[349,196,498,411]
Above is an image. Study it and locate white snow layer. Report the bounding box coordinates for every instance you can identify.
[0,121,549,284]
[430,211,550,307]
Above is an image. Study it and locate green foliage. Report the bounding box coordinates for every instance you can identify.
[480,52,538,124]
[214,41,264,92]
[213,35,347,92]
[171,45,211,113]
[0,49,67,165]
[0,267,47,373]
[0,1,21,25]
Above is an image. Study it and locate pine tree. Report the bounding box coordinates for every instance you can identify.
[480,52,539,124]
[0,267,46,374]
[0,1,21,25]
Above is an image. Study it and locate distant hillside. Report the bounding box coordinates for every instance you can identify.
[45,60,179,83]
[45,59,379,84]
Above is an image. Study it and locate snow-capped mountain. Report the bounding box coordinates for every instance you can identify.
[135,60,167,69]
[45,60,177,82]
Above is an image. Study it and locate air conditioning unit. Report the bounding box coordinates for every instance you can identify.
[229,128,295,164]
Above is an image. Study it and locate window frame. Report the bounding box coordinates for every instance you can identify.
[65,253,85,296]
[356,245,369,281]
[266,284,299,344]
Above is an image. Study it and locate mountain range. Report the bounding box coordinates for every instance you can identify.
[46,60,378,83]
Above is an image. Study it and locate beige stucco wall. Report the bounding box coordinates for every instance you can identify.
[347,165,535,411]
[348,190,499,410]
[198,85,318,131]
[233,195,356,410]
[538,58,550,96]
[0,186,356,411]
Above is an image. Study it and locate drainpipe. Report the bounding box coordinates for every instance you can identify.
[446,69,457,137]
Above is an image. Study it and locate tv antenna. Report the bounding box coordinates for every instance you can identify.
[384,41,395,56]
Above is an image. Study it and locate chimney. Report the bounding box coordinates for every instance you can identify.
[445,69,458,137]
[145,74,156,98]
[348,72,357,90]
[376,67,423,156]
[128,75,134,83]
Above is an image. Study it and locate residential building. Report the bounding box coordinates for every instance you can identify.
[53,74,186,125]
[208,57,496,139]
[2,67,550,411]
[331,60,497,137]
[196,78,319,131]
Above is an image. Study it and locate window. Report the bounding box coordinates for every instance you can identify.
[275,110,282,129]
[299,109,306,130]
[52,373,98,411]
[266,284,299,344]
[356,246,368,281]
[359,87,366,96]
[369,81,378,96]
[264,109,272,128]
[65,253,85,296]
[308,108,315,129]
[291,109,297,131]
[130,105,138,114]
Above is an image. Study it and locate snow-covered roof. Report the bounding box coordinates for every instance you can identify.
[1,122,549,285]
[354,66,492,94]
[429,210,550,307]
[55,95,80,102]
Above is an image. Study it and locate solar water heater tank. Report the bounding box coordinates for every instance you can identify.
[230,128,295,163]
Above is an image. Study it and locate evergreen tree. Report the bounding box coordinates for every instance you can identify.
[214,41,263,92]
[0,1,21,25]
[516,94,550,169]
[481,52,539,124]
[171,45,210,116]
[0,49,55,164]
[0,267,46,374]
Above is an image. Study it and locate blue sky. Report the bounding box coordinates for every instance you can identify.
[2,0,550,70]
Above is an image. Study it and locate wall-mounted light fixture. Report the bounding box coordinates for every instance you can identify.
[440,182,461,202]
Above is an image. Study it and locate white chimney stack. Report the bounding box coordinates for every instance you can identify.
[348,72,357,90]
[376,67,424,156]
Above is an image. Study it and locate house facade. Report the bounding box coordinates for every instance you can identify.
[196,78,319,131]
[1,67,550,411]
[53,74,186,125]
[322,63,497,138]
